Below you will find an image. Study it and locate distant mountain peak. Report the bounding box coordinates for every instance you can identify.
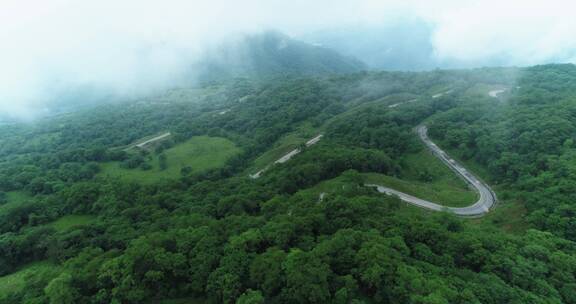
[195,31,366,82]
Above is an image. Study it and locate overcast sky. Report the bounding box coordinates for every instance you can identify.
[2,0,576,119]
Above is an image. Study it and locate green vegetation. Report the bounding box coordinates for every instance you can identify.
[251,123,318,172]
[464,83,507,98]
[99,136,241,183]
[0,192,32,225]
[473,199,530,234]
[0,262,58,298]
[157,297,210,304]
[113,131,171,151]
[48,215,96,232]
[1,65,576,303]
[402,150,472,188]
[5,191,30,204]
[0,191,31,211]
[428,64,576,240]
[302,154,478,208]
[364,173,477,207]
[299,174,349,195]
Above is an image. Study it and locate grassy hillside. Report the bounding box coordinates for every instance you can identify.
[0,262,59,299]
[99,136,241,183]
[49,215,96,232]
[5,191,29,203]
[0,191,31,213]
[250,123,319,173]
[2,66,576,303]
[299,149,479,208]
[401,150,473,189]
[364,173,477,207]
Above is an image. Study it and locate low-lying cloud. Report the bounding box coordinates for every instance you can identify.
[428,1,576,64]
[1,0,575,119]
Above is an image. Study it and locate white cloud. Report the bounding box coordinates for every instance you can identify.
[424,0,576,64]
[1,0,576,118]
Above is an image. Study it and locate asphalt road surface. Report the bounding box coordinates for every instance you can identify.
[250,134,323,179]
[488,89,506,98]
[133,132,171,149]
[432,89,453,99]
[388,99,417,108]
[368,125,497,217]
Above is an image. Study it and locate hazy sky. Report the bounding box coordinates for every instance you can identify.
[2,0,576,119]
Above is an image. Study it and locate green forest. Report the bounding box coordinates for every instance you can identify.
[2,64,576,303]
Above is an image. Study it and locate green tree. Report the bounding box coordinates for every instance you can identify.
[180,166,193,176]
[159,154,168,171]
[282,250,331,303]
[44,273,79,304]
[250,248,286,297]
[236,289,264,304]
[0,191,7,205]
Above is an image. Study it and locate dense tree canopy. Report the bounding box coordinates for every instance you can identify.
[1,65,576,303]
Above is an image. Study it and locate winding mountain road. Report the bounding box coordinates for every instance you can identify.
[368,125,497,217]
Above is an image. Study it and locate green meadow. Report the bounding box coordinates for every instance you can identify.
[99,136,241,183]
[49,215,96,232]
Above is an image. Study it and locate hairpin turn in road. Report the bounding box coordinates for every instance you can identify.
[367,125,497,217]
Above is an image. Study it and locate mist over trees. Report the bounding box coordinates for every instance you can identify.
[3,1,576,303]
[1,64,576,303]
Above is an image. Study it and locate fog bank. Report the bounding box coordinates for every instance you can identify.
[2,0,576,119]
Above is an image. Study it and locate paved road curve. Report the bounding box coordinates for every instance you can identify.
[367,125,497,217]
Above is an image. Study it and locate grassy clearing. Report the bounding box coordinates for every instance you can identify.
[305,175,347,194]
[298,174,350,201]
[472,197,529,234]
[296,143,479,208]
[395,147,485,207]
[100,136,241,183]
[401,149,472,189]
[0,191,32,212]
[428,84,452,95]
[0,261,58,298]
[49,215,96,232]
[364,173,477,208]
[434,145,494,184]
[301,168,476,208]
[251,136,302,170]
[5,191,31,204]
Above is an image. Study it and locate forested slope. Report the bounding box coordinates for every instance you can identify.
[196,31,366,82]
[1,65,576,303]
